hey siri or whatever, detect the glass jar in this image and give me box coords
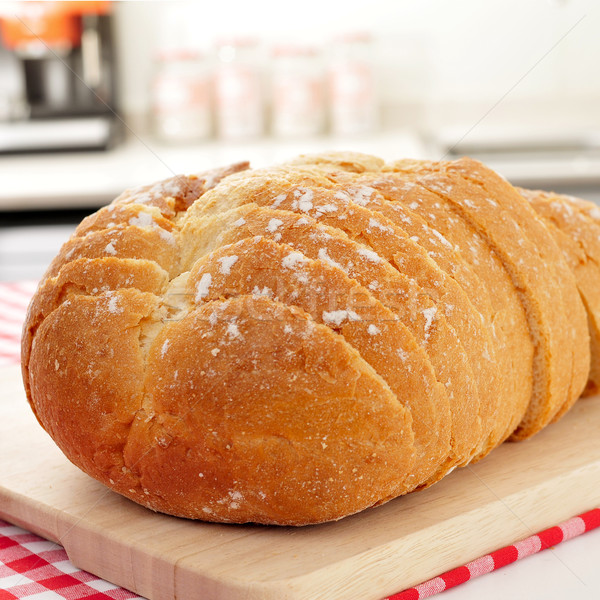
[271,44,325,138]
[328,32,378,136]
[214,37,264,140]
[151,50,212,143]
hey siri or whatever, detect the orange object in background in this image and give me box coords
[0,0,118,152]
[0,1,110,53]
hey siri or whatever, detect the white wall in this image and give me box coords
[113,0,600,131]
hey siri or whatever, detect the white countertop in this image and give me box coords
[441,525,600,599]
[2,130,600,211]
[0,132,426,211]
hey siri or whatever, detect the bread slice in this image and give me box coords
[45,224,180,279]
[187,166,335,219]
[28,287,161,484]
[21,257,169,411]
[388,158,586,440]
[316,174,504,459]
[447,160,589,428]
[524,188,600,396]
[338,171,531,453]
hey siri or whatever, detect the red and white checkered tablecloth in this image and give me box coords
[0,282,38,370]
[1,281,599,600]
[0,520,144,600]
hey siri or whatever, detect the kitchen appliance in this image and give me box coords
[0,1,119,153]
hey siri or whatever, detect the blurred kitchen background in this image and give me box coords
[1,0,599,280]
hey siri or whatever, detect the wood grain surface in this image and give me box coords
[1,365,600,600]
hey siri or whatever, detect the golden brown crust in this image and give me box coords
[75,204,175,238]
[28,289,159,485]
[126,295,415,525]
[45,224,180,279]
[523,188,600,396]
[186,235,450,489]
[304,171,502,460]
[20,257,169,423]
[113,162,250,217]
[180,200,483,477]
[448,162,589,433]
[379,158,584,441]
[21,153,593,525]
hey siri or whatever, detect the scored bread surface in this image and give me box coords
[183,204,484,479]
[182,184,484,478]
[22,152,594,525]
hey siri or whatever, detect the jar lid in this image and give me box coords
[155,48,204,62]
[332,31,373,45]
[272,44,319,58]
[215,36,258,49]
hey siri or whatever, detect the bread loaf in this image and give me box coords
[22,152,596,525]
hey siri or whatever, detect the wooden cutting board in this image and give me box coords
[2,364,600,600]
